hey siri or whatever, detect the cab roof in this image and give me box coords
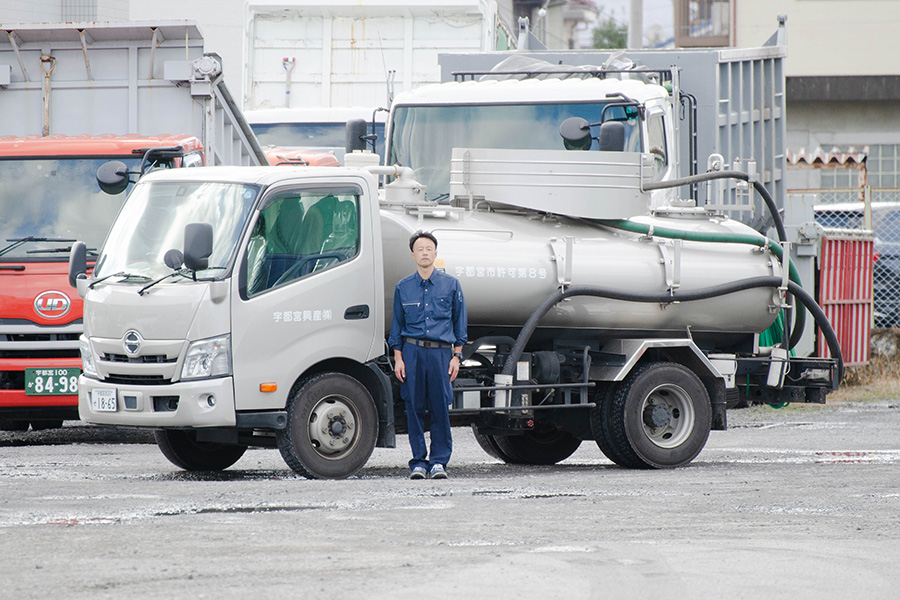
[0,134,203,157]
[136,165,372,188]
[392,76,668,107]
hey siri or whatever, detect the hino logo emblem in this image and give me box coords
[34,290,71,319]
[123,330,143,355]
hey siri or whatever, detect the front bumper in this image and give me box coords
[78,375,236,428]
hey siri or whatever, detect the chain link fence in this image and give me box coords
[806,187,900,328]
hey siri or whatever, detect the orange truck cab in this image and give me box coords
[0,134,204,431]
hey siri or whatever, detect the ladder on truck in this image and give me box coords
[0,20,266,166]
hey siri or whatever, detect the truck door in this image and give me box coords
[230,181,379,411]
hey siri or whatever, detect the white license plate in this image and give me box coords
[90,389,117,412]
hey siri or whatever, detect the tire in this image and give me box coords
[492,422,582,465]
[0,418,30,431]
[154,429,247,471]
[276,372,378,479]
[602,362,711,469]
[471,425,509,462]
[591,386,643,468]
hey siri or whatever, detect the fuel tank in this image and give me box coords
[379,205,780,339]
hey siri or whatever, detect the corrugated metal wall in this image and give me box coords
[817,233,873,366]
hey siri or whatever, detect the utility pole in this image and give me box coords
[628,0,643,49]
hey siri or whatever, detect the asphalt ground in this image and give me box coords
[1,399,898,599]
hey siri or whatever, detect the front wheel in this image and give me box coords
[276,373,378,479]
[595,362,711,469]
[154,430,247,471]
[0,417,30,431]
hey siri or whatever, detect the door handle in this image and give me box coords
[344,304,370,320]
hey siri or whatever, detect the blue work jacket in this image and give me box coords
[388,269,467,351]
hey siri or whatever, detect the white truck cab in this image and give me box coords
[74,166,392,477]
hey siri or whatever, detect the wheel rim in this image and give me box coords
[639,383,695,449]
[307,395,359,460]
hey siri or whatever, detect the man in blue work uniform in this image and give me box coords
[389,231,467,480]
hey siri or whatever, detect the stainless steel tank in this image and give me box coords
[379,205,780,339]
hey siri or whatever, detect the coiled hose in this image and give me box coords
[500,279,843,385]
[642,170,795,349]
[597,218,806,350]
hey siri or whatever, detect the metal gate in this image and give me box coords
[817,232,874,366]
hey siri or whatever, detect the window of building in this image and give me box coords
[820,144,900,202]
[674,0,731,48]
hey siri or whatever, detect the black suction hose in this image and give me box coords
[500,279,843,385]
[642,170,788,243]
[597,218,807,350]
[642,170,793,350]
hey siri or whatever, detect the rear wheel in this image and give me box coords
[471,425,510,462]
[596,362,711,469]
[592,386,641,468]
[276,373,378,479]
[493,423,582,465]
[154,430,247,471]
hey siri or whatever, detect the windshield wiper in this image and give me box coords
[138,269,191,296]
[26,246,97,255]
[88,271,150,289]
[138,265,228,294]
[0,237,76,257]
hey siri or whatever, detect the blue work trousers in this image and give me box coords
[401,341,453,470]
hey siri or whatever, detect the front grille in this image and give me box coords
[0,349,80,360]
[1,332,80,342]
[102,353,174,364]
[0,320,82,359]
[104,374,171,386]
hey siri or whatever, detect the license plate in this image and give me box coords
[24,367,81,396]
[90,389,118,412]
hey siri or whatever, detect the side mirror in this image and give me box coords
[96,161,130,195]
[559,117,592,151]
[345,118,368,154]
[597,121,626,152]
[183,223,213,272]
[68,241,87,288]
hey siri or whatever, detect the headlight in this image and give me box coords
[180,334,232,380]
[80,336,98,377]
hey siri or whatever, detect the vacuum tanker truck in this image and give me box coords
[68,39,841,478]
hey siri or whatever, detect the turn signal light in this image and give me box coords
[260,383,277,393]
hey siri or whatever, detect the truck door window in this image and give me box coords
[246,190,360,296]
[647,112,668,180]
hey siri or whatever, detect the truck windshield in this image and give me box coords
[388,102,642,201]
[252,122,386,162]
[0,157,141,261]
[93,180,259,281]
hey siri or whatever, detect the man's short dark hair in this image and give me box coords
[409,230,438,252]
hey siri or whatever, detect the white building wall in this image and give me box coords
[129,0,245,98]
[736,0,900,77]
[0,0,128,21]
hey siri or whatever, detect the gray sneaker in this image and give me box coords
[409,466,427,480]
[429,464,448,479]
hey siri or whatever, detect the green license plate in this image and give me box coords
[24,367,81,396]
